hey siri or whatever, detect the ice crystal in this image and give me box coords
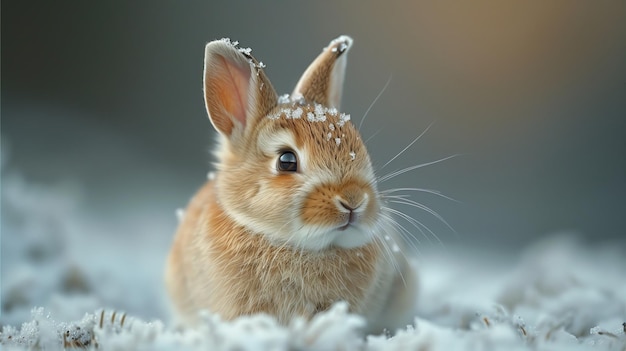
[292,107,303,119]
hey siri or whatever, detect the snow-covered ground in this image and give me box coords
[1,157,625,350]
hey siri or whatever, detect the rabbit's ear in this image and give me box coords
[292,35,353,109]
[203,39,277,138]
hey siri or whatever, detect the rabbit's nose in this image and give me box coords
[335,191,368,213]
[338,198,364,212]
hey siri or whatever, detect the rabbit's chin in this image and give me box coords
[330,226,376,249]
[271,225,375,252]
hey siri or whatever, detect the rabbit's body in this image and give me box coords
[166,36,417,334]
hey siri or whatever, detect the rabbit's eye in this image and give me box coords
[277,151,298,172]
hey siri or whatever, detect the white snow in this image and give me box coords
[326,35,353,54]
[175,208,185,222]
[219,38,238,47]
[349,151,356,160]
[277,94,290,104]
[237,47,252,56]
[292,107,303,119]
[337,113,351,127]
[1,159,625,350]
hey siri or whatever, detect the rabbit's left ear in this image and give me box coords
[203,39,277,139]
[292,35,353,110]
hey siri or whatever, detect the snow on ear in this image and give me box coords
[203,39,277,137]
[292,35,353,109]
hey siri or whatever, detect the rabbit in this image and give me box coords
[165,35,418,335]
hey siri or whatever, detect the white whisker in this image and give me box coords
[370,223,407,287]
[378,154,462,183]
[386,197,457,236]
[380,121,435,170]
[380,210,424,255]
[384,206,444,248]
[363,128,383,145]
[359,75,393,131]
[381,187,461,203]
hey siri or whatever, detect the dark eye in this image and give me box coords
[277,151,298,172]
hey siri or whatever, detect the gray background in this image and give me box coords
[3,1,625,251]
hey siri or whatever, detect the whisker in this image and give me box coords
[379,211,422,248]
[381,187,461,203]
[371,223,407,287]
[378,154,462,183]
[358,74,393,131]
[383,206,444,248]
[386,197,457,236]
[380,210,424,255]
[380,121,435,170]
[363,128,383,145]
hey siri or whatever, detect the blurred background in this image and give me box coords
[2,1,625,323]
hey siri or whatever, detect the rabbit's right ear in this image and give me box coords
[292,35,353,110]
[203,39,277,139]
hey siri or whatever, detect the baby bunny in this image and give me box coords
[165,35,417,334]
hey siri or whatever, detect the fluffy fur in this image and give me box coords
[165,36,417,334]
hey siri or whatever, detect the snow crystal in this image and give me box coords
[257,61,266,68]
[298,104,331,123]
[267,101,342,124]
[290,93,305,105]
[219,38,238,47]
[278,94,290,104]
[268,107,302,120]
[314,104,327,122]
[176,208,185,222]
[326,133,332,141]
[267,111,281,120]
[334,138,341,146]
[590,326,602,335]
[207,171,216,180]
[238,47,252,56]
[326,36,353,55]
[337,113,351,127]
[349,151,356,161]
[292,107,303,119]
[330,42,349,54]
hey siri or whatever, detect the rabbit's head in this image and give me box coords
[205,36,381,251]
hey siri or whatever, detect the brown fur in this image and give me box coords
[166,181,391,324]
